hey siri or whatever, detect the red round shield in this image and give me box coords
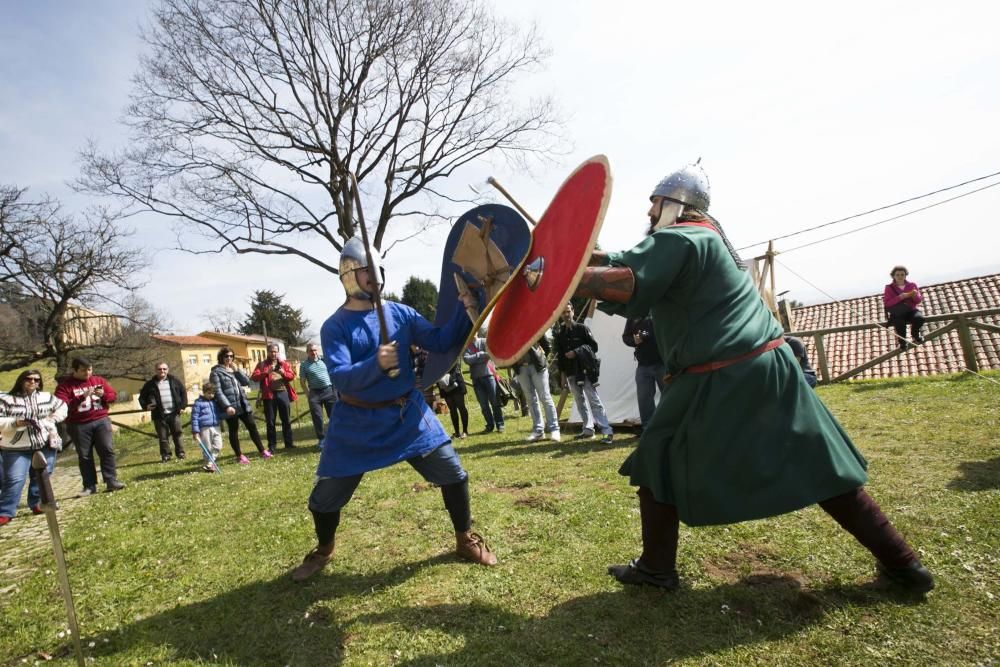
[486,155,612,365]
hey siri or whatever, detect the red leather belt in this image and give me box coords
[664,337,785,382]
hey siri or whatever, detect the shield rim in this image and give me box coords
[486,154,612,366]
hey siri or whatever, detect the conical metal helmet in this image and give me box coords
[339,236,384,300]
[650,160,711,212]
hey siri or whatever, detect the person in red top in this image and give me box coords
[54,358,126,495]
[250,343,298,452]
[883,265,925,350]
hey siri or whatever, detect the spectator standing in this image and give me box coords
[512,335,560,442]
[883,266,925,350]
[251,343,298,452]
[54,358,126,495]
[553,303,613,444]
[300,343,337,447]
[190,382,224,472]
[209,347,269,464]
[0,370,68,526]
[622,315,666,432]
[784,336,818,388]
[437,362,470,439]
[463,336,505,434]
[139,361,189,462]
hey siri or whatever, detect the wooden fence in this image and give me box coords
[787,307,1000,384]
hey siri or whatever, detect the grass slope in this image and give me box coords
[1,373,998,665]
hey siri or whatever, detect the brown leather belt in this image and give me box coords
[664,337,785,383]
[338,393,408,410]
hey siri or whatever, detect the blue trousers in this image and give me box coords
[635,363,667,429]
[471,375,504,430]
[0,448,56,518]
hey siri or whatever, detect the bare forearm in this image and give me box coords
[574,266,635,303]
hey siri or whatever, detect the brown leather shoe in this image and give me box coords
[455,531,497,566]
[291,547,333,582]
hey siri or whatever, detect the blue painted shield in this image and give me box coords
[422,204,531,386]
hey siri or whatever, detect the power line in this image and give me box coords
[737,169,1000,251]
[781,179,1000,253]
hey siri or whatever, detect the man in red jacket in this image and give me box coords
[251,343,298,452]
[54,357,126,495]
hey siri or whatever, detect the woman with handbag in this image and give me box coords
[0,370,68,525]
[883,266,925,350]
[438,363,469,439]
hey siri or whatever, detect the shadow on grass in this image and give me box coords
[459,434,639,460]
[354,576,923,665]
[947,456,1000,491]
[85,554,453,665]
[80,563,922,665]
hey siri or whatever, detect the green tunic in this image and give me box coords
[601,225,867,526]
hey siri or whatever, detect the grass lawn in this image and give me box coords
[1,373,998,665]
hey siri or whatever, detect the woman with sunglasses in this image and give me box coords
[209,347,269,464]
[0,370,68,526]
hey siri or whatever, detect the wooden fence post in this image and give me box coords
[956,316,979,372]
[813,333,830,384]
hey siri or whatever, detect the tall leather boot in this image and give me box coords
[607,486,680,589]
[820,487,934,593]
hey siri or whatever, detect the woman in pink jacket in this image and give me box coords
[883,265,925,350]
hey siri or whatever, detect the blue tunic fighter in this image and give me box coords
[291,238,497,581]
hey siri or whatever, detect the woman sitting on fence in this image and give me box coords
[883,265,925,350]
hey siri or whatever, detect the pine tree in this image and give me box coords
[239,290,310,346]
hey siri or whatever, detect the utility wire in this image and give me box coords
[780,179,1000,254]
[737,169,1000,251]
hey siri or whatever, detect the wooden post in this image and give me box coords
[957,316,979,372]
[767,240,776,297]
[813,333,830,384]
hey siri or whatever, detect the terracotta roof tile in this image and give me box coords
[790,273,1000,380]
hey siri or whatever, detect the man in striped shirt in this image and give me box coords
[300,343,337,447]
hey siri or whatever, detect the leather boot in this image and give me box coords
[609,487,680,589]
[455,531,497,566]
[291,544,334,582]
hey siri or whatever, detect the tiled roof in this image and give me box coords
[197,331,286,344]
[790,273,1000,381]
[151,335,223,347]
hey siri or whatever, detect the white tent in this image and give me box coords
[566,309,655,426]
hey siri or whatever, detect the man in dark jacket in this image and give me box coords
[140,361,189,462]
[623,315,666,431]
[552,303,613,443]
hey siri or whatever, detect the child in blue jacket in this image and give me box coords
[191,383,223,472]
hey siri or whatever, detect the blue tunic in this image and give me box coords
[316,301,471,477]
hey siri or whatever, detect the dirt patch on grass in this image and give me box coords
[700,543,809,586]
[513,493,562,514]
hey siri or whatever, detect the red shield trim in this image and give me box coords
[486,155,612,365]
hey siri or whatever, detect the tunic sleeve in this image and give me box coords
[322,320,383,394]
[602,230,691,317]
[411,302,472,353]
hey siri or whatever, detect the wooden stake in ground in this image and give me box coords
[31,451,85,667]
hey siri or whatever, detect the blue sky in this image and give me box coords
[3,0,1000,338]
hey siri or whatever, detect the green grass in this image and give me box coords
[2,373,999,665]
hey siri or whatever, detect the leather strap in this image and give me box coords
[665,337,785,382]
[338,393,408,410]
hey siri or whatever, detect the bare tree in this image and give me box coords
[79,0,561,273]
[0,186,168,375]
[201,306,244,333]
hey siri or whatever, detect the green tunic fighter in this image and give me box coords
[574,161,934,593]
